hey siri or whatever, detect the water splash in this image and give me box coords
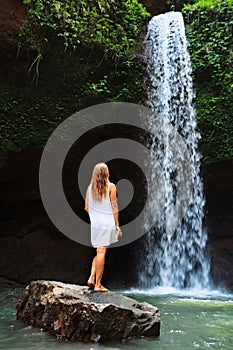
[123,287,233,300]
[139,12,211,289]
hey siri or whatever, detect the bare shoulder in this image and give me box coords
[109,182,116,195]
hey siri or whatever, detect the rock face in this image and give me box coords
[16,280,160,342]
[209,237,233,291]
[0,145,139,290]
[0,0,26,75]
[139,0,187,16]
[1,147,233,292]
[203,159,233,291]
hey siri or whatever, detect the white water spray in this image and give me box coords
[139,12,211,289]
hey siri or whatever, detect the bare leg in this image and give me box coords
[87,256,96,287]
[90,256,96,280]
[94,247,108,292]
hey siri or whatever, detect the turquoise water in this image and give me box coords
[0,287,233,350]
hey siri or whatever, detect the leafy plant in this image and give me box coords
[0,1,149,153]
[20,0,150,60]
[183,0,233,164]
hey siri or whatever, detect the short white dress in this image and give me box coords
[88,182,118,248]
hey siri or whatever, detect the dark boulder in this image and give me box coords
[16,280,160,343]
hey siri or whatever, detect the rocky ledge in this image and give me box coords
[16,280,160,343]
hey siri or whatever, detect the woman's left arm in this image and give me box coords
[109,183,122,236]
[85,188,89,213]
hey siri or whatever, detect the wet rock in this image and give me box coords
[139,1,187,16]
[209,237,233,292]
[0,276,23,290]
[16,280,160,342]
[202,159,233,292]
[203,159,233,243]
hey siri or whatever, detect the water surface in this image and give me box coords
[0,287,232,350]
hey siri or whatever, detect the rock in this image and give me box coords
[16,280,160,342]
[202,159,233,292]
[139,1,187,16]
[0,276,23,290]
[209,237,233,292]
[0,144,141,289]
[0,0,26,76]
[203,159,233,243]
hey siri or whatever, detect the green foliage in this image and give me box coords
[0,45,146,153]
[195,88,233,164]
[20,0,149,59]
[183,0,232,10]
[183,0,233,164]
[0,1,148,153]
[2,0,232,167]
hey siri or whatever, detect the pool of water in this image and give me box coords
[0,287,232,350]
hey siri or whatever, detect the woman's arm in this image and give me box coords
[109,183,122,236]
[85,188,89,213]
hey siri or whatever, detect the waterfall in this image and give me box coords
[139,12,211,289]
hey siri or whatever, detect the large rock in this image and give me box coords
[16,280,160,342]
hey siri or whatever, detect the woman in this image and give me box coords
[85,163,122,292]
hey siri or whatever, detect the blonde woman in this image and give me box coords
[85,163,122,292]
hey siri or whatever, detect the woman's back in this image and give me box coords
[88,182,112,211]
[88,181,116,230]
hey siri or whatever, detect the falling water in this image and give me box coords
[139,12,211,289]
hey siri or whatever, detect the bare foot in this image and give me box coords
[94,285,109,292]
[87,278,95,289]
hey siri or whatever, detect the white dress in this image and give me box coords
[88,182,118,248]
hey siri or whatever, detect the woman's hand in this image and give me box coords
[116,225,122,237]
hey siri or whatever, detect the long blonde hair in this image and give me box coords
[90,163,109,201]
